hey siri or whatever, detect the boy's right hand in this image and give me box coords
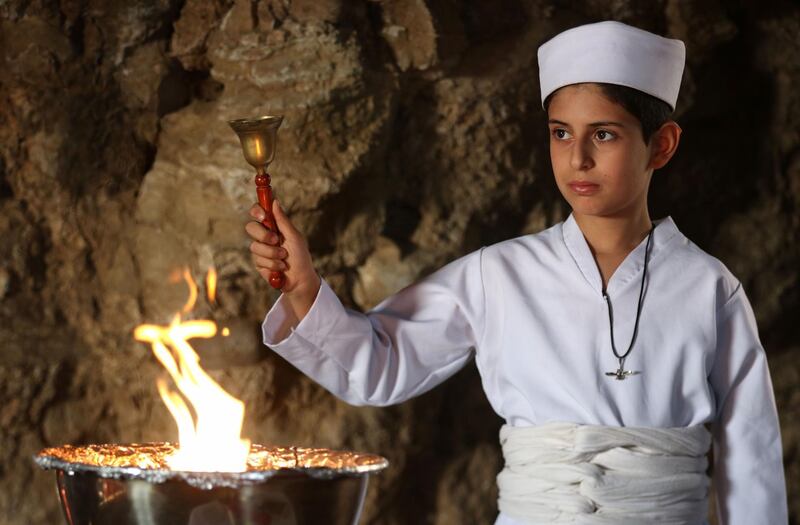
[245,200,321,320]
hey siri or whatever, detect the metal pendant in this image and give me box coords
[605,358,640,380]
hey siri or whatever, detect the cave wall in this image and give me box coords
[1,0,798,523]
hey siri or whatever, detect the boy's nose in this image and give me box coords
[569,141,594,171]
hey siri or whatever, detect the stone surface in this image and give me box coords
[1,1,798,523]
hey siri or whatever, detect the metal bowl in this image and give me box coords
[35,443,388,525]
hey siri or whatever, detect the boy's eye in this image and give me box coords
[550,128,615,141]
[595,129,615,141]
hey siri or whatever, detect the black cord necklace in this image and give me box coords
[603,222,656,380]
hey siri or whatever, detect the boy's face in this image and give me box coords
[547,83,655,219]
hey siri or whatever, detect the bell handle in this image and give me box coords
[255,171,286,290]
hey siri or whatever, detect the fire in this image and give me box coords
[206,267,217,304]
[134,268,250,472]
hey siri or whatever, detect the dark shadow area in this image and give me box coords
[0,157,12,201]
[157,59,223,117]
[382,200,421,257]
[650,16,774,251]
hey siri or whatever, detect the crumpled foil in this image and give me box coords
[34,443,388,490]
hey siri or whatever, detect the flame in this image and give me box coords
[180,268,198,314]
[206,267,217,304]
[134,267,250,472]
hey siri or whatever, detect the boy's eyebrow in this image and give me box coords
[548,119,626,128]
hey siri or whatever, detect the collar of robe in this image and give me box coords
[561,213,681,297]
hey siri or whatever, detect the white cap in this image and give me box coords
[537,21,686,111]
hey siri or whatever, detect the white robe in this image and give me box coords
[262,214,788,525]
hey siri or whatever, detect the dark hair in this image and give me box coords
[544,83,673,144]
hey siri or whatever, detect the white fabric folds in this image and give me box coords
[497,422,711,524]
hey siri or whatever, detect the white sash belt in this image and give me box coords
[497,422,711,524]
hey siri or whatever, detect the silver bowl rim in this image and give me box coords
[227,115,284,133]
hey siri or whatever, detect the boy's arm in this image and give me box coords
[262,248,487,406]
[708,283,788,525]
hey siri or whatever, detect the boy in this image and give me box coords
[245,21,787,524]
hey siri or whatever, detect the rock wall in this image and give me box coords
[1,1,798,523]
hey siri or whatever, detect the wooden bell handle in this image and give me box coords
[255,172,285,289]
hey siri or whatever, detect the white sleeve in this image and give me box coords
[708,283,788,524]
[261,248,487,406]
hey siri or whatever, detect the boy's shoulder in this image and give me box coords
[671,233,733,275]
[481,221,564,258]
[666,229,742,305]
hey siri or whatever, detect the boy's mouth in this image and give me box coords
[567,181,600,195]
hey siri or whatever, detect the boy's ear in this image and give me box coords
[648,121,682,170]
